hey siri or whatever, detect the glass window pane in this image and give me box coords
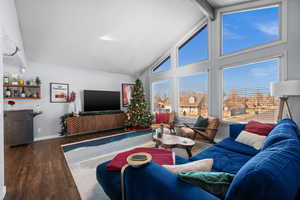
[152,80,172,112]
[179,26,208,66]
[222,6,279,55]
[153,57,171,72]
[179,73,208,118]
[223,59,279,122]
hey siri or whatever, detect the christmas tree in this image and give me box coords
[125,79,153,128]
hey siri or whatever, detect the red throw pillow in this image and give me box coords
[245,120,275,136]
[155,113,169,124]
[106,147,174,171]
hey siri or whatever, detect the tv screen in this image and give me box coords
[84,90,120,111]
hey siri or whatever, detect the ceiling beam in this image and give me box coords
[194,0,215,20]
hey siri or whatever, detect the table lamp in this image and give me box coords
[271,80,300,121]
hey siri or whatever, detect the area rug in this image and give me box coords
[62,130,209,200]
[62,130,155,200]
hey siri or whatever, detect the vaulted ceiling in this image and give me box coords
[15,0,254,75]
[207,0,255,8]
[16,0,206,75]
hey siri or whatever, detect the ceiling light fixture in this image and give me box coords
[99,35,115,41]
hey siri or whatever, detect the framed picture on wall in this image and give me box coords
[122,83,135,107]
[50,83,69,103]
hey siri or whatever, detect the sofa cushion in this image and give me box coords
[263,119,299,149]
[229,123,246,139]
[215,138,259,156]
[163,159,213,173]
[97,155,189,200]
[191,145,253,174]
[178,171,235,199]
[226,120,300,200]
[244,120,275,136]
[155,113,169,124]
[235,130,266,150]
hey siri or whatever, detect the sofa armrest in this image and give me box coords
[124,162,220,200]
[229,123,245,139]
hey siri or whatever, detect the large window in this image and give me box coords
[179,26,208,66]
[152,80,172,112]
[153,57,171,73]
[222,5,280,55]
[179,73,208,118]
[223,59,279,122]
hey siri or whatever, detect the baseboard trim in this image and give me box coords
[34,135,63,142]
[0,186,6,200]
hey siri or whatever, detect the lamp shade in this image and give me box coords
[271,80,300,97]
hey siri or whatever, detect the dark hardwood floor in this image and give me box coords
[4,130,124,200]
[4,130,210,200]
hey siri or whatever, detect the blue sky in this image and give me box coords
[180,73,208,94]
[223,59,278,95]
[153,6,279,98]
[179,26,208,66]
[152,80,171,98]
[223,6,279,54]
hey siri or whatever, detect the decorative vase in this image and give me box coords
[68,102,77,115]
[157,123,164,138]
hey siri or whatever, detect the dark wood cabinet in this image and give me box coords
[4,110,34,146]
[65,113,126,135]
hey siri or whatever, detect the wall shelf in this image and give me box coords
[4,97,40,100]
[3,84,40,88]
[3,84,41,100]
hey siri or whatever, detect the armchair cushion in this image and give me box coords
[194,116,209,128]
[155,113,170,124]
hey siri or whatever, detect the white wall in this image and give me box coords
[4,63,135,140]
[287,0,300,125]
[0,0,26,66]
[0,0,25,198]
[0,31,6,200]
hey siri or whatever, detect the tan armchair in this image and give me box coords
[180,117,220,143]
[151,112,175,134]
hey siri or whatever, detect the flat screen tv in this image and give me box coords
[84,90,120,111]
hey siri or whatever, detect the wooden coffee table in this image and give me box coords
[153,134,195,158]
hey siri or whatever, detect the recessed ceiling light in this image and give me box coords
[99,35,115,41]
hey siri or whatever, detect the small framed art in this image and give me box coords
[50,83,69,103]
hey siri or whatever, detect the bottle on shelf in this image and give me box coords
[5,88,11,97]
[21,87,26,98]
[4,73,9,84]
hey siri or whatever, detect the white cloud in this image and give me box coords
[255,21,279,36]
[223,28,244,40]
[250,66,274,78]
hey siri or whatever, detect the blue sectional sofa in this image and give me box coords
[96,119,300,200]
